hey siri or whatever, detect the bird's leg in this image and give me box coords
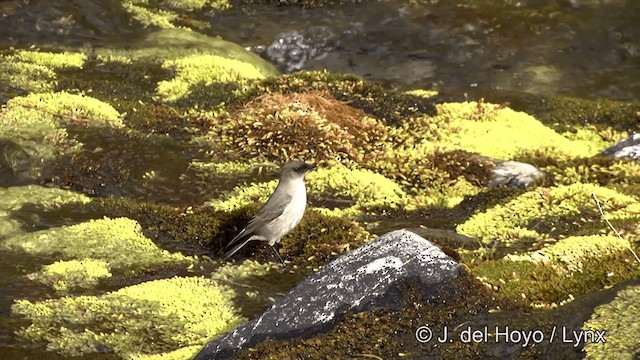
[271,244,286,267]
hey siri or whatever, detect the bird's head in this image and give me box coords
[280,160,316,179]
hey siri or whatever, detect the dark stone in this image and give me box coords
[194,229,460,360]
[601,133,640,160]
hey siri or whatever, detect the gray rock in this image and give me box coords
[194,229,460,359]
[489,160,545,188]
[601,133,640,160]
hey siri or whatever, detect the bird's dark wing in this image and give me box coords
[224,188,291,251]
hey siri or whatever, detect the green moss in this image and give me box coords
[122,0,179,28]
[8,50,86,69]
[509,94,640,133]
[583,285,640,360]
[0,104,79,154]
[12,276,243,357]
[0,185,90,238]
[473,252,640,306]
[373,148,493,208]
[194,70,436,125]
[540,156,640,189]
[130,345,202,360]
[0,61,57,93]
[456,183,639,254]
[0,50,86,93]
[208,180,277,212]
[121,0,230,29]
[401,101,599,160]
[1,217,194,276]
[7,91,124,127]
[28,259,112,293]
[208,163,406,214]
[157,53,269,102]
[282,209,372,268]
[306,164,407,210]
[506,235,631,273]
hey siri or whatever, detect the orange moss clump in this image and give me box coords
[214,92,388,163]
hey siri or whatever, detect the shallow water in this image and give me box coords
[1,0,639,100]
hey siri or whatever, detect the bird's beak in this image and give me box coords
[304,163,317,172]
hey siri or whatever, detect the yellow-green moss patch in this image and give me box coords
[8,50,86,69]
[129,345,202,360]
[0,185,90,239]
[121,0,230,29]
[157,53,269,102]
[1,102,81,170]
[7,91,124,127]
[401,101,599,160]
[457,183,639,254]
[12,276,242,357]
[506,235,631,272]
[208,163,406,214]
[0,50,86,93]
[27,259,112,293]
[1,217,193,275]
[583,285,640,360]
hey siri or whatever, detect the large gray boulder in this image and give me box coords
[194,229,460,359]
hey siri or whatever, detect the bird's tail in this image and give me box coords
[223,236,256,261]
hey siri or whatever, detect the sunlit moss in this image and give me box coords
[121,0,230,29]
[0,61,57,93]
[0,185,90,238]
[583,285,640,360]
[122,0,179,28]
[129,345,202,360]
[373,147,491,208]
[1,217,194,275]
[0,50,86,93]
[8,50,86,69]
[402,101,598,159]
[306,165,406,209]
[7,91,124,127]
[457,183,639,253]
[190,160,257,175]
[12,277,243,357]
[0,106,80,170]
[157,53,271,102]
[506,235,631,272]
[208,163,406,213]
[28,259,112,293]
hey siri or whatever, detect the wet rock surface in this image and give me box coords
[195,229,460,359]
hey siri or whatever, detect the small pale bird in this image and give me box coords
[223,160,316,265]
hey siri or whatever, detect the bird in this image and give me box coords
[223,160,316,265]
